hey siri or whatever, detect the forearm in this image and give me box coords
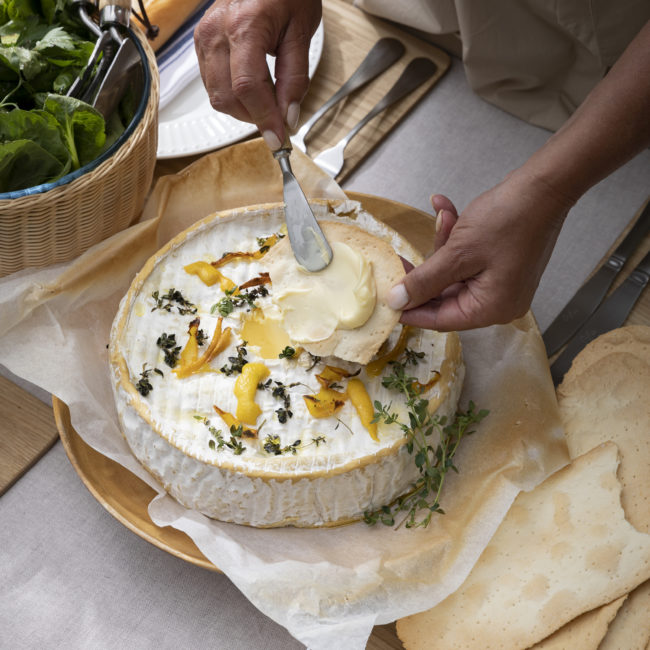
[518,20,650,204]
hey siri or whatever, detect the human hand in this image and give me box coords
[388,172,573,331]
[194,0,322,150]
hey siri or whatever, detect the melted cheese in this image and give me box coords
[271,241,376,343]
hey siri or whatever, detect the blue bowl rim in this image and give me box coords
[0,27,152,201]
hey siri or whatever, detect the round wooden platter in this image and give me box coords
[54,191,437,571]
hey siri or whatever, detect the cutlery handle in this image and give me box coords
[612,198,650,263]
[340,57,437,149]
[299,37,405,135]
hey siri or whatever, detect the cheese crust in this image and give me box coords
[109,200,465,527]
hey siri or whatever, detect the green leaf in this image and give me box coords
[34,24,74,52]
[0,106,69,164]
[0,138,65,191]
[7,0,39,22]
[0,44,46,79]
[42,93,105,168]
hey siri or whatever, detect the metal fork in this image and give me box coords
[313,58,438,178]
[291,37,405,153]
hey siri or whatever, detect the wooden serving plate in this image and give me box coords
[54,191,437,572]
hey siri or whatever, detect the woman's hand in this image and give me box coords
[388,172,572,331]
[194,0,322,150]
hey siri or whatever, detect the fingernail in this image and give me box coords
[262,130,282,151]
[286,102,300,131]
[387,283,410,310]
[435,209,444,233]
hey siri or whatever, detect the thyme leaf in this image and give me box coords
[156,332,182,368]
[220,342,248,376]
[279,346,296,359]
[135,364,163,396]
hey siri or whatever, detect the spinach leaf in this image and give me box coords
[0,106,70,165]
[41,92,105,168]
[0,139,66,192]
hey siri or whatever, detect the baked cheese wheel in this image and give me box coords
[109,200,465,527]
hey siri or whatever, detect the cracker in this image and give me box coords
[265,220,404,364]
[556,326,650,649]
[396,443,650,649]
[557,325,650,533]
[531,596,626,650]
[599,580,650,650]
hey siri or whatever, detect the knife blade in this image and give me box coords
[542,199,650,356]
[549,248,650,386]
[273,139,333,272]
[92,32,144,120]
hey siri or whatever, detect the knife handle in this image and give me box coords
[627,250,650,285]
[612,198,650,262]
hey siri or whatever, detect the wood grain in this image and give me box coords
[0,373,58,496]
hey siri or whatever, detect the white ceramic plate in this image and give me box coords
[157,22,325,159]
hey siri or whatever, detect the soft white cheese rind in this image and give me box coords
[109,200,465,527]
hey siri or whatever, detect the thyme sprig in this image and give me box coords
[151,289,197,315]
[135,364,163,396]
[195,416,247,455]
[404,347,425,366]
[258,378,301,423]
[212,285,269,317]
[262,434,326,456]
[220,342,248,376]
[364,362,488,529]
[156,332,181,368]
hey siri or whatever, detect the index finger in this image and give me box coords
[230,38,285,148]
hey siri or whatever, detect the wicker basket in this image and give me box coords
[0,27,160,278]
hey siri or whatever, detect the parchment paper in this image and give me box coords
[0,139,569,649]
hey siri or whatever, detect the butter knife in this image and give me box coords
[550,249,650,386]
[273,137,333,272]
[543,199,650,356]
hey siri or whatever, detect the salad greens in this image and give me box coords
[0,0,135,192]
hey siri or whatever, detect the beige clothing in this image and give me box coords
[355,0,649,131]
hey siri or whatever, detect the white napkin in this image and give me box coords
[156,1,211,111]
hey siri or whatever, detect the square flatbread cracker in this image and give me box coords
[265,220,405,364]
[396,442,650,649]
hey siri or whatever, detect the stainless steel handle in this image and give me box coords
[300,37,405,137]
[340,57,437,149]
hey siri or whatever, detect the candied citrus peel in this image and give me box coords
[184,261,237,293]
[365,325,414,377]
[303,366,378,441]
[412,372,441,395]
[212,234,281,268]
[234,362,270,424]
[303,388,346,419]
[346,378,378,441]
[173,317,231,379]
[213,405,258,438]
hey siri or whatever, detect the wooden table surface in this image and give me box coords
[1,1,649,647]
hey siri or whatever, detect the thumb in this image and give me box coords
[387,245,471,311]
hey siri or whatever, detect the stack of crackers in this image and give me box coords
[397,326,650,649]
